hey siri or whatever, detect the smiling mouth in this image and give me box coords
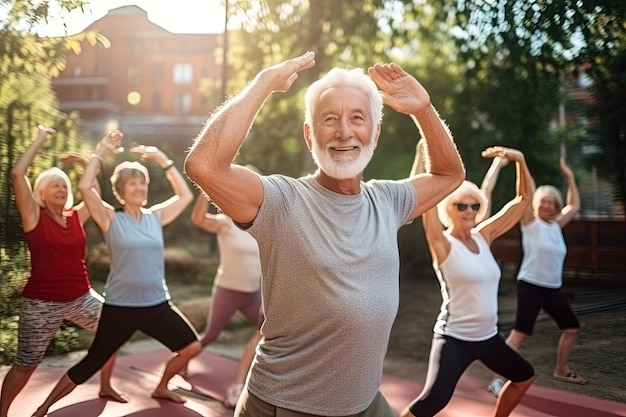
[331,146,358,151]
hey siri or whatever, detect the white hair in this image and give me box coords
[32,167,73,210]
[533,185,563,213]
[304,67,383,126]
[437,180,488,228]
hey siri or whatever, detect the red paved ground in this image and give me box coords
[5,349,625,416]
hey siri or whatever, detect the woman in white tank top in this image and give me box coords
[401,144,535,417]
[498,158,588,386]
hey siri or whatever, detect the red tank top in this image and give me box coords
[22,209,91,301]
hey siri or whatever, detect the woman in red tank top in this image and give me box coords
[0,126,127,417]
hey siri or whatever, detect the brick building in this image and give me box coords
[52,5,223,147]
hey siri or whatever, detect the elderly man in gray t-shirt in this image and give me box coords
[185,51,465,417]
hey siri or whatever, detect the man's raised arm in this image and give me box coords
[185,52,315,224]
[369,63,464,219]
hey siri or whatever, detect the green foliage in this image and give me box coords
[45,324,82,356]
[0,315,19,364]
[389,0,625,211]
[0,0,112,365]
[584,48,626,219]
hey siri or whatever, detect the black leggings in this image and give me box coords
[68,302,198,384]
[409,334,534,417]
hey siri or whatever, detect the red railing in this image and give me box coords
[491,219,626,273]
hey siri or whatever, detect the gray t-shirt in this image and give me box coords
[246,174,416,415]
[103,208,170,307]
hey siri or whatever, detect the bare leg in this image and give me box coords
[152,341,202,403]
[493,376,535,417]
[224,330,263,408]
[505,329,527,352]
[234,330,262,385]
[487,330,529,397]
[31,373,77,417]
[553,329,588,383]
[98,351,129,403]
[0,364,37,417]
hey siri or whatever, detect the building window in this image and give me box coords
[72,65,82,77]
[152,64,163,85]
[128,64,142,85]
[152,93,162,111]
[173,63,193,84]
[174,92,191,113]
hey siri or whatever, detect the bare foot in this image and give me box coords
[151,389,187,403]
[99,387,130,403]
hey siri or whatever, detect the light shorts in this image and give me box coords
[15,289,104,366]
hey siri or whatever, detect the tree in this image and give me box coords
[584,49,626,219]
[390,0,626,212]
[0,0,110,363]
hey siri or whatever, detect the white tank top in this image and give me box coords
[213,213,262,293]
[517,218,567,289]
[434,231,501,341]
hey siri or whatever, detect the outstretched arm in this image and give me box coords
[411,140,449,266]
[476,147,533,244]
[479,156,509,220]
[10,126,56,232]
[556,158,580,228]
[131,145,193,226]
[185,52,316,225]
[190,193,230,234]
[58,152,100,225]
[369,63,465,220]
[78,131,123,233]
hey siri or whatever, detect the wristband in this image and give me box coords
[91,153,104,162]
[162,161,175,171]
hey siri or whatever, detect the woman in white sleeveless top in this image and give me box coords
[401,144,535,417]
[506,158,587,384]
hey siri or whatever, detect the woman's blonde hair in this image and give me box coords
[437,180,488,228]
[110,161,150,204]
[32,167,73,210]
[532,185,563,213]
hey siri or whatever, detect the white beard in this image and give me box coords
[311,139,375,180]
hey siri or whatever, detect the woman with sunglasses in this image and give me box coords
[401,144,535,417]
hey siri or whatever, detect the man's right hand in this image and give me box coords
[257,51,316,93]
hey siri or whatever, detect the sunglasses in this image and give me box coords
[453,203,481,212]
